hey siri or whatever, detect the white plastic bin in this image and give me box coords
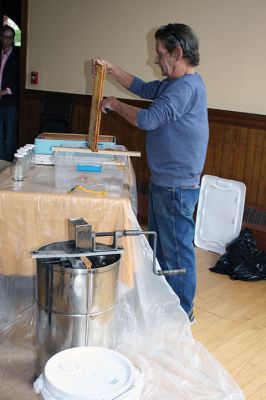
[54,151,127,196]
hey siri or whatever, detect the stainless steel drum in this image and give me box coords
[35,240,121,377]
[33,216,180,377]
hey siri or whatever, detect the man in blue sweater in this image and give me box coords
[93,23,209,323]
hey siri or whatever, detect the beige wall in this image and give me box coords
[27,0,266,115]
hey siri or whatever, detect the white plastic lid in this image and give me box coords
[195,175,246,254]
[14,153,24,158]
[43,346,137,400]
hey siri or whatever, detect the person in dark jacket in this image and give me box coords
[0,25,20,161]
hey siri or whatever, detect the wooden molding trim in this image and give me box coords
[208,108,266,130]
[21,89,266,131]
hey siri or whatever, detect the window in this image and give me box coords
[3,15,21,46]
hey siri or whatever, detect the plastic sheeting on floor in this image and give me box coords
[0,162,244,399]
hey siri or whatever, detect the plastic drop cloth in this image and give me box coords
[0,161,244,399]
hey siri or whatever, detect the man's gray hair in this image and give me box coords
[155,23,200,66]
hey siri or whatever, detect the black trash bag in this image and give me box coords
[210,229,266,281]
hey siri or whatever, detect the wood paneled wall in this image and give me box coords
[206,110,266,207]
[19,89,266,225]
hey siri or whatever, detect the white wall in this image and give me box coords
[27,0,266,115]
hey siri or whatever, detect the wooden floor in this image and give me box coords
[193,248,266,400]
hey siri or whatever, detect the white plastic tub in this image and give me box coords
[54,151,126,195]
[34,346,142,400]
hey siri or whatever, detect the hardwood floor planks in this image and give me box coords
[193,248,266,399]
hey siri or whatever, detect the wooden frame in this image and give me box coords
[87,64,106,151]
[51,146,141,157]
[38,132,115,142]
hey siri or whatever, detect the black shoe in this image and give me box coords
[189,311,196,325]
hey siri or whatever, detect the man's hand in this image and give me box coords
[100,96,139,127]
[0,89,8,97]
[100,96,118,113]
[92,58,113,77]
[91,58,134,89]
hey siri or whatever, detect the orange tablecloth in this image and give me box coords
[0,164,136,277]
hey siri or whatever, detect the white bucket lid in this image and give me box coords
[43,346,137,400]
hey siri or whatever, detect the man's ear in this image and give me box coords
[173,46,183,61]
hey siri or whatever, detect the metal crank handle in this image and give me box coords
[121,229,142,236]
[157,268,186,276]
[120,230,186,276]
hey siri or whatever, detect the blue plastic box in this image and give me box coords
[34,134,116,155]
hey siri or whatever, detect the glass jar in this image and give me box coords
[24,144,35,169]
[17,148,30,176]
[11,153,25,181]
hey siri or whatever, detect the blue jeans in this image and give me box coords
[0,106,18,161]
[148,182,200,316]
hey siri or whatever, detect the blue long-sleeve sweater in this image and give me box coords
[129,74,209,187]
